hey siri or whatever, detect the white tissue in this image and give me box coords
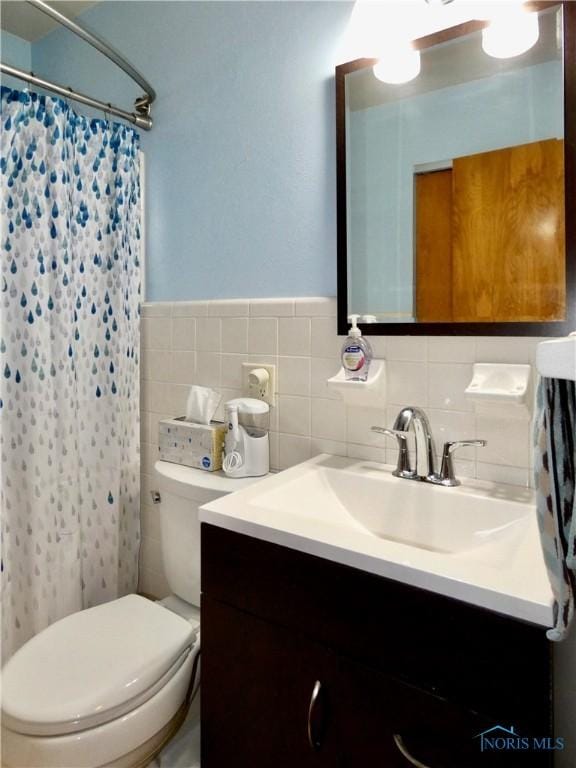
[185,386,221,425]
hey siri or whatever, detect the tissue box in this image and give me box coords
[158,417,227,472]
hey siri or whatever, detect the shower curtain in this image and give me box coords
[0,87,142,663]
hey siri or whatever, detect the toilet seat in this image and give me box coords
[2,594,197,737]
[1,647,198,768]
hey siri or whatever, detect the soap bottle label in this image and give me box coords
[343,344,365,372]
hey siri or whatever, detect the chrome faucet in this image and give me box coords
[392,406,436,480]
[371,406,486,487]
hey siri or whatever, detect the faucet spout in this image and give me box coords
[372,405,486,487]
[392,406,436,480]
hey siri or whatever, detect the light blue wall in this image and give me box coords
[1,30,32,90]
[348,60,564,317]
[32,1,353,301]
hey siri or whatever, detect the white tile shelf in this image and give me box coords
[465,363,532,419]
[326,360,386,407]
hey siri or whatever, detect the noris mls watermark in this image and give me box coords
[475,725,565,753]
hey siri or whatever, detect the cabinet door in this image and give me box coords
[335,657,552,768]
[202,596,341,768]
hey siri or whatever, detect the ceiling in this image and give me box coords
[1,1,98,42]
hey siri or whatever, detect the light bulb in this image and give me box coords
[481,7,539,59]
[373,44,421,85]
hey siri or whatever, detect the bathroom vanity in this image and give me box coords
[199,456,555,768]
[201,526,551,767]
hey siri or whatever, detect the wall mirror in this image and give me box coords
[336,2,575,336]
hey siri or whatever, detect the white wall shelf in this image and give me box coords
[465,363,532,418]
[326,360,386,407]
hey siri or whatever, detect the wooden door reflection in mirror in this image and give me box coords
[415,139,565,323]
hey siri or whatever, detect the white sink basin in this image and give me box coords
[199,454,553,626]
[252,461,531,555]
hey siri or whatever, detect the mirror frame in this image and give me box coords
[336,1,576,336]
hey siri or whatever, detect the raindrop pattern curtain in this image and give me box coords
[0,87,141,663]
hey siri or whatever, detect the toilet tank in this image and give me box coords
[153,461,260,606]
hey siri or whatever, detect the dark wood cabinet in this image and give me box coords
[202,596,340,768]
[201,524,553,768]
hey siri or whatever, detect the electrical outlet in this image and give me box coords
[241,363,276,406]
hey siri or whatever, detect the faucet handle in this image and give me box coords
[370,427,410,440]
[370,427,414,478]
[444,439,487,453]
[437,439,487,486]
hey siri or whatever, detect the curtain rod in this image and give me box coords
[0,63,152,130]
[1,0,155,130]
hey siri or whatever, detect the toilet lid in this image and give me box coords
[2,594,196,736]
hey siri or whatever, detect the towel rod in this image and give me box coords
[0,0,155,130]
[536,335,576,381]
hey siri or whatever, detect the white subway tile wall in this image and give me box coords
[138,297,543,596]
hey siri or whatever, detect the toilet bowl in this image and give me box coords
[2,595,200,768]
[1,461,262,768]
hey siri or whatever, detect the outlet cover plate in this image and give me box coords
[242,363,276,406]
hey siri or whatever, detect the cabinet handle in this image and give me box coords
[307,680,323,750]
[393,734,433,768]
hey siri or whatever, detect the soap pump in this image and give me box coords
[341,314,373,382]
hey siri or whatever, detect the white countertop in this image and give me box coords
[199,454,554,627]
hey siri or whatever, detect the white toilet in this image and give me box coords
[1,461,260,768]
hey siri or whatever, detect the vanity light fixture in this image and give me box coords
[373,42,421,84]
[343,1,422,84]
[352,0,540,84]
[481,5,540,59]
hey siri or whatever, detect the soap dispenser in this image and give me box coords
[341,315,373,381]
